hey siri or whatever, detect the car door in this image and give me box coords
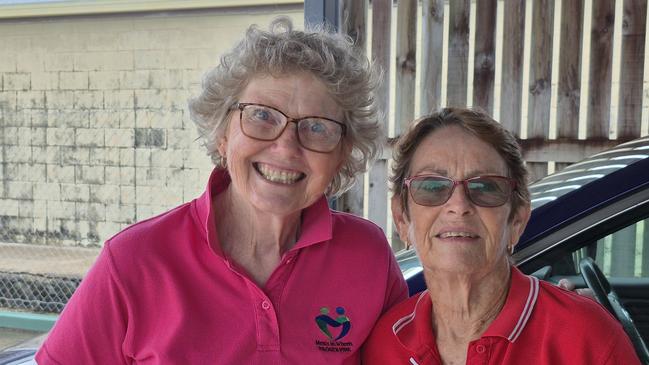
[519,212,649,343]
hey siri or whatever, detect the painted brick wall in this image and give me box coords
[0,7,303,247]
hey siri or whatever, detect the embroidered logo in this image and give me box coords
[315,306,351,340]
[314,306,353,353]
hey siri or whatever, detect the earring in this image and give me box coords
[218,154,227,168]
[507,244,514,255]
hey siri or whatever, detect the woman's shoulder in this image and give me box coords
[330,210,387,239]
[328,211,397,262]
[536,278,622,329]
[104,200,196,253]
[522,277,642,363]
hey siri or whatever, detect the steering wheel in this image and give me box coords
[579,257,649,364]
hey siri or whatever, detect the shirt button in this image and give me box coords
[261,301,271,310]
[476,345,486,354]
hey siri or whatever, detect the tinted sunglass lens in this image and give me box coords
[467,178,510,207]
[410,178,453,206]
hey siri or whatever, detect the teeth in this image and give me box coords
[257,163,303,184]
[439,231,477,238]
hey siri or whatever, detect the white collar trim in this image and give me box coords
[507,275,539,342]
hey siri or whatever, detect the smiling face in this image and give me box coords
[217,73,347,216]
[392,126,530,276]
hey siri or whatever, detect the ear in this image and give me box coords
[217,135,228,159]
[509,203,531,248]
[391,195,411,244]
[336,142,353,170]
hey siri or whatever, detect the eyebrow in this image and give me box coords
[412,167,504,177]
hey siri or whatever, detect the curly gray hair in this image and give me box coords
[188,16,382,196]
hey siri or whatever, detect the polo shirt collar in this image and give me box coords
[392,290,438,359]
[393,267,540,356]
[483,266,540,342]
[194,168,333,256]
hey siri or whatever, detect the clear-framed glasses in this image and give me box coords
[403,175,517,207]
[232,102,346,153]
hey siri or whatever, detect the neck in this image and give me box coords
[213,187,302,286]
[425,263,511,342]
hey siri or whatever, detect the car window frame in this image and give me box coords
[515,187,649,276]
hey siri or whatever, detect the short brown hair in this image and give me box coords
[390,108,530,219]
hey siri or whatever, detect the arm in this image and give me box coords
[36,243,131,365]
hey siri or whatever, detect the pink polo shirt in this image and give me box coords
[36,169,408,365]
[362,267,641,365]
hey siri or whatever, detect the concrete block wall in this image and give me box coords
[0,7,303,247]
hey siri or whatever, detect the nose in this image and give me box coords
[444,183,474,216]
[273,121,302,151]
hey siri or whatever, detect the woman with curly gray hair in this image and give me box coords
[37,16,407,365]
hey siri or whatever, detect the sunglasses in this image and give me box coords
[403,175,516,207]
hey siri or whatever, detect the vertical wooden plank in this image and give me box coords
[395,0,417,134]
[587,0,615,139]
[618,0,647,139]
[368,161,389,231]
[447,0,470,107]
[368,0,392,232]
[557,0,584,139]
[304,0,339,28]
[501,0,526,134]
[340,0,368,51]
[336,0,368,216]
[528,0,554,139]
[555,162,572,173]
[527,161,549,183]
[420,0,445,114]
[472,0,497,114]
[372,0,392,113]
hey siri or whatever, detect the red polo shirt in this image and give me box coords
[37,169,408,365]
[362,267,641,365]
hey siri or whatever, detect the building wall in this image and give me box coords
[0,6,303,247]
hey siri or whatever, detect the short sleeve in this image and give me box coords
[383,249,408,313]
[35,242,131,365]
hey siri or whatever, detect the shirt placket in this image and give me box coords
[248,252,297,353]
[467,338,490,365]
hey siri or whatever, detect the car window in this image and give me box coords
[592,218,649,278]
[558,218,649,278]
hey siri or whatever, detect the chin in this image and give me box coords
[250,193,304,215]
[425,254,485,274]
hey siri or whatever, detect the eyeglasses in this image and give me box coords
[403,175,516,207]
[232,102,346,153]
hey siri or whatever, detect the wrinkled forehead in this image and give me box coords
[408,126,509,178]
[239,73,343,121]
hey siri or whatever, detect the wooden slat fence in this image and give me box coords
[333,0,648,244]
